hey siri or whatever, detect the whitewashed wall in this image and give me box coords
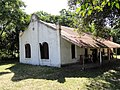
[20,14,61,67]
[60,38,85,65]
[38,22,61,67]
[19,15,39,65]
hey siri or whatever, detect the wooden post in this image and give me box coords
[82,55,85,70]
[116,48,117,59]
[99,49,102,65]
[108,49,110,61]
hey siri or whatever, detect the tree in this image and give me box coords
[35,11,55,23]
[0,0,30,59]
[68,0,120,38]
[59,9,76,27]
[35,9,76,28]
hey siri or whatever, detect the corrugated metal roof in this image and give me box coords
[60,26,120,48]
[38,19,120,48]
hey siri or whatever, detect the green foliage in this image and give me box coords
[35,9,76,28]
[69,0,120,17]
[0,0,30,59]
[68,0,120,38]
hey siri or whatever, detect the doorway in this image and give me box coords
[92,49,98,63]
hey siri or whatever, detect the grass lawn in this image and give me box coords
[0,60,120,90]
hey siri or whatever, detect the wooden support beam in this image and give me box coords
[82,55,85,70]
[116,48,117,59]
[108,49,110,61]
[99,49,102,65]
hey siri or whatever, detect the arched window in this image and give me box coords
[39,43,44,59]
[39,42,49,59]
[25,44,31,58]
[43,42,49,59]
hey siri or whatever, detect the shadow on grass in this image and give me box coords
[0,72,11,76]
[6,60,120,89]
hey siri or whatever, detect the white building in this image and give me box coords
[19,14,120,67]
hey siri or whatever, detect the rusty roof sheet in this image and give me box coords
[61,26,120,48]
[39,20,120,48]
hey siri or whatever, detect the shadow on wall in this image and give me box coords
[6,60,120,89]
